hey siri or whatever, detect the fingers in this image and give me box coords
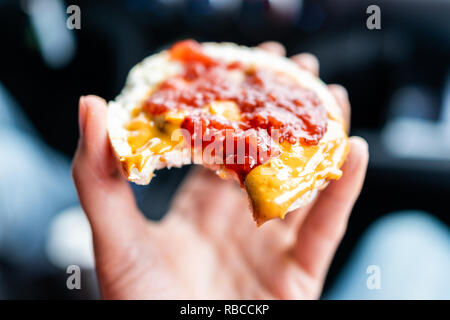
[328,84,351,132]
[258,41,286,56]
[289,52,351,130]
[291,53,319,77]
[72,95,145,246]
[291,137,369,281]
[259,42,350,130]
[258,42,320,77]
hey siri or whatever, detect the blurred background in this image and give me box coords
[0,0,449,299]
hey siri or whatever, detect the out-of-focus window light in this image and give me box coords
[22,0,76,69]
[125,0,184,11]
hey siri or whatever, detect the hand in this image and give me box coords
[72,42,368,299]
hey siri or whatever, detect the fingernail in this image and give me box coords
[79,96,87,138]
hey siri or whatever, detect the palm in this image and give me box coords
[72,44,368,299]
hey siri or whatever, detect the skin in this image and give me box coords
[72,42,369,299]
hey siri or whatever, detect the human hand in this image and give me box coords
[72,42,368,299]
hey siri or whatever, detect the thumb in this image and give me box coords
[72,95,145,247]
